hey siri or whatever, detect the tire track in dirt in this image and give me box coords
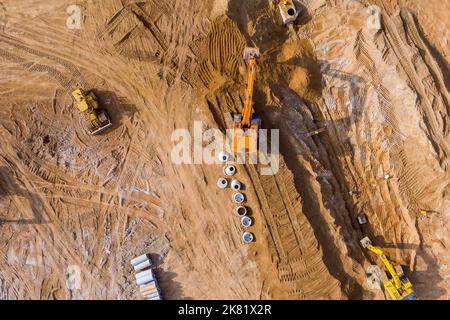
[191,15,349,298]
[0,127,111,287]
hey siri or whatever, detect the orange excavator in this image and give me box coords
[231,47,261,154]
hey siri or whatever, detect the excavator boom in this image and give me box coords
[231,47,261,154]
[242,57,257,127]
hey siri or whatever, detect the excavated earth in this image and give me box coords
[0,0,449,299]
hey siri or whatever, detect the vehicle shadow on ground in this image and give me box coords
[155,269,193,300]
[0,166,49,225]
[90,90,139,135]
[361,220,445,298]
[149,253,193,300]
[227,0,367,298]
[409,219,446,299]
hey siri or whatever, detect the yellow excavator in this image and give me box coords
[72,88,113,135]
[231,47,262,154]
[360,237,417,300]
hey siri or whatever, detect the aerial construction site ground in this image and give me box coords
[0,0,449,300]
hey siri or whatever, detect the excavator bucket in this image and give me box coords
[360,237,373,248]
[243,47,260,61]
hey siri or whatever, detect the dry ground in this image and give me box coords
[0,0,448,299]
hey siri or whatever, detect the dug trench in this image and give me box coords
[192,7,368,298]
[227,1,368,299]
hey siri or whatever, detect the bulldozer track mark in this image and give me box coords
[0,19,129,89]
[102,6,128,37]
[0,40,86,91]
[0,34,88,86]
[381,12,450,164]
[1,135,110,290]
[113,24,143,54]
[129,3,168,52]
[247,163,331,287]
[194,16,246,89]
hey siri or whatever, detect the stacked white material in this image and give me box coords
[131,255,162,300]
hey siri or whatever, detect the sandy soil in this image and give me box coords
[0,0,448,299]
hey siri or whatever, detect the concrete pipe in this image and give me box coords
[224,165,237,176]
[243,232,255,244]
[133,259,152,271]
[146,293,161,300]
[278,0,298,26]
[136,274,155,286]
[235,206,248,217]
[241,216,253,228]
[130,254,149,267]
[139,282,156,292]
[135,269,154,280]
[147,292,161,300]
[141,286,158,296]
[233,192,245,204]
[230,179,241,191]
[217,178,228,189]
[218,151,230,163]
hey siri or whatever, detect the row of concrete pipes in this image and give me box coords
[131,254,162,300]
[217,152,255,244]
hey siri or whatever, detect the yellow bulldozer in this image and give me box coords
[360,237,417,300]
[72,88,112,135]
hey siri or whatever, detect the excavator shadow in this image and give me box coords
[361,224,445,299]
[88,90,138,135]
[227,0,367,298]
[148,253,193,300]
[0,166,49,225]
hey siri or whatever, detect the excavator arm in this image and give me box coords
[366,245,403,290]
[241,57,257,128]
[231,47,261,154]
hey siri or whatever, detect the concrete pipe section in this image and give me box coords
[230,179,241,191]
[233,192,245,204]
[225,165,237,176]
[278,0,299,26]
[218,151,230,163]
[131,254,150,267]
[217,178,228,189]
[241,216,253,228]
[134,259,152,271]
[243,232,255,244]
[235,205,248,217]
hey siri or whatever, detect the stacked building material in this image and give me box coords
[131,254,162,300]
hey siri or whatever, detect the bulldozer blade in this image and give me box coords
[243,47,260,61]
[90,110,113,135]
[360,236,373,248]
[90,122,113,135]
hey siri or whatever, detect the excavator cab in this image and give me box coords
[72,88,113,135]
[231,47,261,154]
